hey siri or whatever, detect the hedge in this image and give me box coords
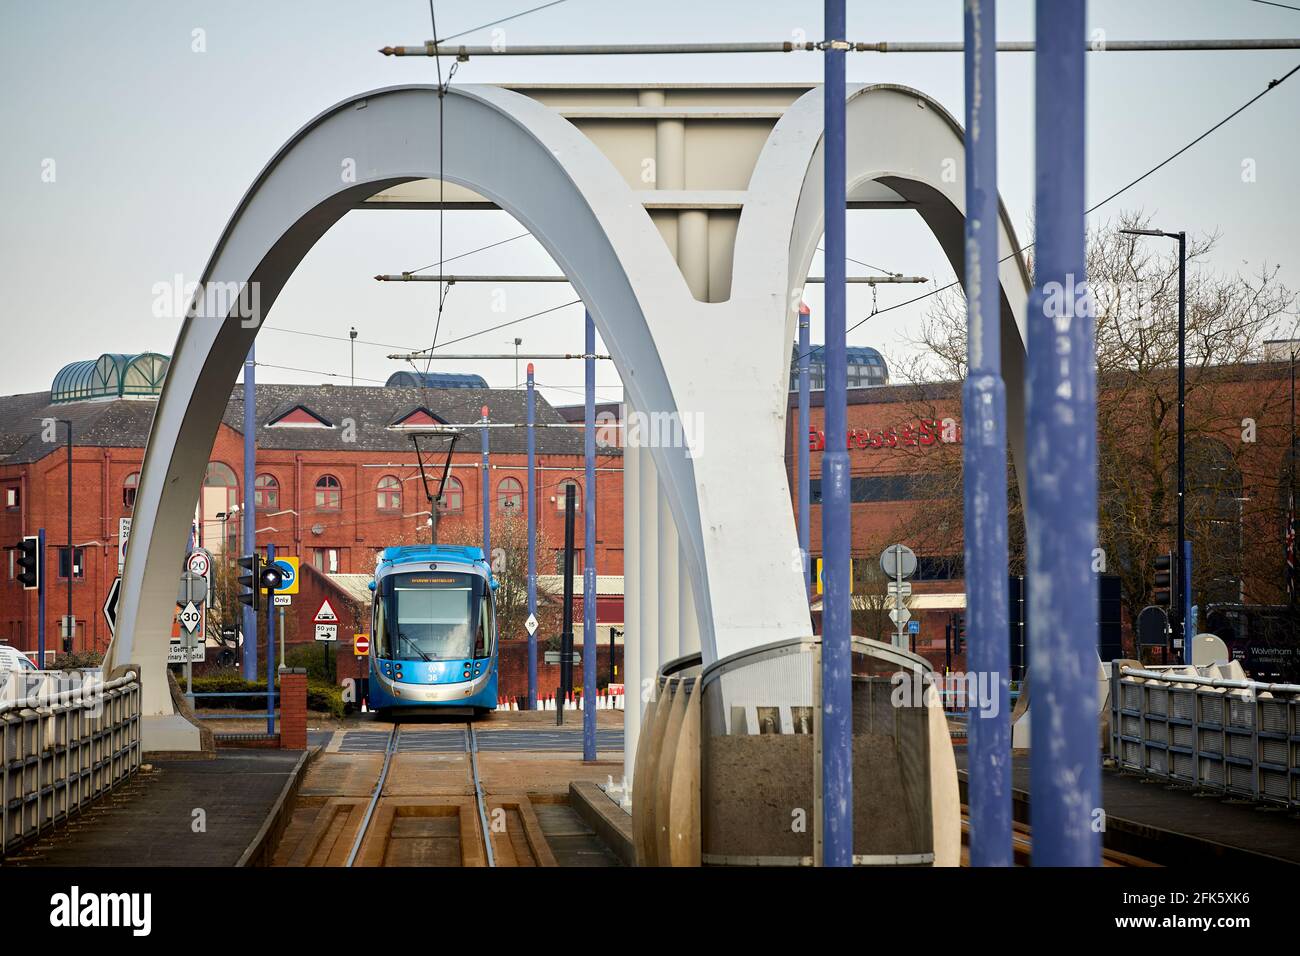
[185,670,345,718]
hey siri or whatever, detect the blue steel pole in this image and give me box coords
[526,365,538,710]
[1028,0,1100,867]
[37,527,46,669]
[582,311,598,761]
[962,0,1012,868]
[798,303,812,591]
[820,0,852,868]
[1182,539,1193,662]
[265,541,276,735]
[242,345,257,681]
[481,406,491,557]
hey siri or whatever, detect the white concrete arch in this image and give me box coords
[743,82,1033,478]
[108,84,718,746]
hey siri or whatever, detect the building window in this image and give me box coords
[254,473,279,510]
[314,474,341,510]
[7,550,14,580]
[5,487,19,510]
[498,477,523,514]
[203,461,239,510]
[376,475,402,512]
[57,547,86,580]
[312,547,340,573]
[555,479,581,512]
[438,476,464,514]
[122,473,139,510]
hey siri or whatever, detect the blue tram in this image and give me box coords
[367,545,499,717]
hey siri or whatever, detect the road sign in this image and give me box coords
[178,571,208,606]
[814,557,855,595]
[1137,605,1169,647]
[314,623,339,643]
[274,593,292,606]
[186,549,212,579]
[273,557,300,595]
[179,601,202,634]
[103,577,121,636]
[118,517,132,572]
[887,581,913,598]
[314,599,338,624]
[525,613,539,636]
[889,607,912,626]
[354,634,370,656]
[880,544,917,579]
[908,619,920,635]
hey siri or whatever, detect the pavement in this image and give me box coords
[956,751,1300,865]
[8,750,306,867]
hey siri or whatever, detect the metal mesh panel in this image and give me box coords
[1144,746,1168,776]
[1198,729,1223,755]
[1121,683,1142,711]
[1121,740,1142,768]
[1144,719,1167,744]
[1259,701,1288,734]
[1261,770,1289,801]
[1227,763,1254,795]
[1227,698,1254,730]
[1171,751,1194,781]
[1198,693,1224,726]
[1199,756,1225,787]
[1260,738,1288,766]
[1170,691,1194,721]
[1121,714,1141,737]
[1147,687,1168,716]
[1227,733,1253,759]
[1171,724,1194,749]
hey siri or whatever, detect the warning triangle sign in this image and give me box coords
[314,599,339,624]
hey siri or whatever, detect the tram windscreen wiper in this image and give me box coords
[397,632,433,662]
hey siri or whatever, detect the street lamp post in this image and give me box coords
[57,419,73,655]
[1122,227,1189,660]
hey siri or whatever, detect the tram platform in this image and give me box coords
[955,752,1300,865]
[7,748,313,867]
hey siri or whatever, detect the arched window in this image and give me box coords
[497,477,524,514]
[377,475,402,512]
[438,476,464,514]
[315,474,341,510]
[123,472,140,510]
[254,473,279,510]
[555,478,581,512]
[203,461,238,510]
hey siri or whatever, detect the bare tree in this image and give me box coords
[890,212,1297,631]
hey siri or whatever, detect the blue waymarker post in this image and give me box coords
[526,364,538,710]
[798,303,812,591]
[37,527,47,669]
[481,407,490,558]
[1182,540,1194,663]
[962,0,1012,868]
[265,541,276,735]
[820,0,853,868]
[583,311,598,761]
[242,344,258,681]
[1028,0,1101,867]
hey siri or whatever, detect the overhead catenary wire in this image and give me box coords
[794,59,1300,365]
[380,38,1300,57]
[439,0,571,43]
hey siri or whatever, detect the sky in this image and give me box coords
[2,0,1298,409]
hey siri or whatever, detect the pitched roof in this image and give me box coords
[0,383,598,465]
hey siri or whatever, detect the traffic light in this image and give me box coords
[1153,551,1174,608]
[952,612,966,654]
[16,536,39,590]
[259,562,284,592]
[237,553,262,612]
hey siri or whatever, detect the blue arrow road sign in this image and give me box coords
[908,619,920,635]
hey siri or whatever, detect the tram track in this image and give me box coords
[286,721,506,868]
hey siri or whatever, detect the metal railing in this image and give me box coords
[1110,664,1300,807]
[1,668,142,856]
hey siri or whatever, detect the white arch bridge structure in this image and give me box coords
[105,82,1031,793]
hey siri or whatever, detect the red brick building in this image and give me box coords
[0,354,624,659]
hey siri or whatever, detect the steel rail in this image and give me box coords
[467,723,496,867]
[345,724,401,867]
